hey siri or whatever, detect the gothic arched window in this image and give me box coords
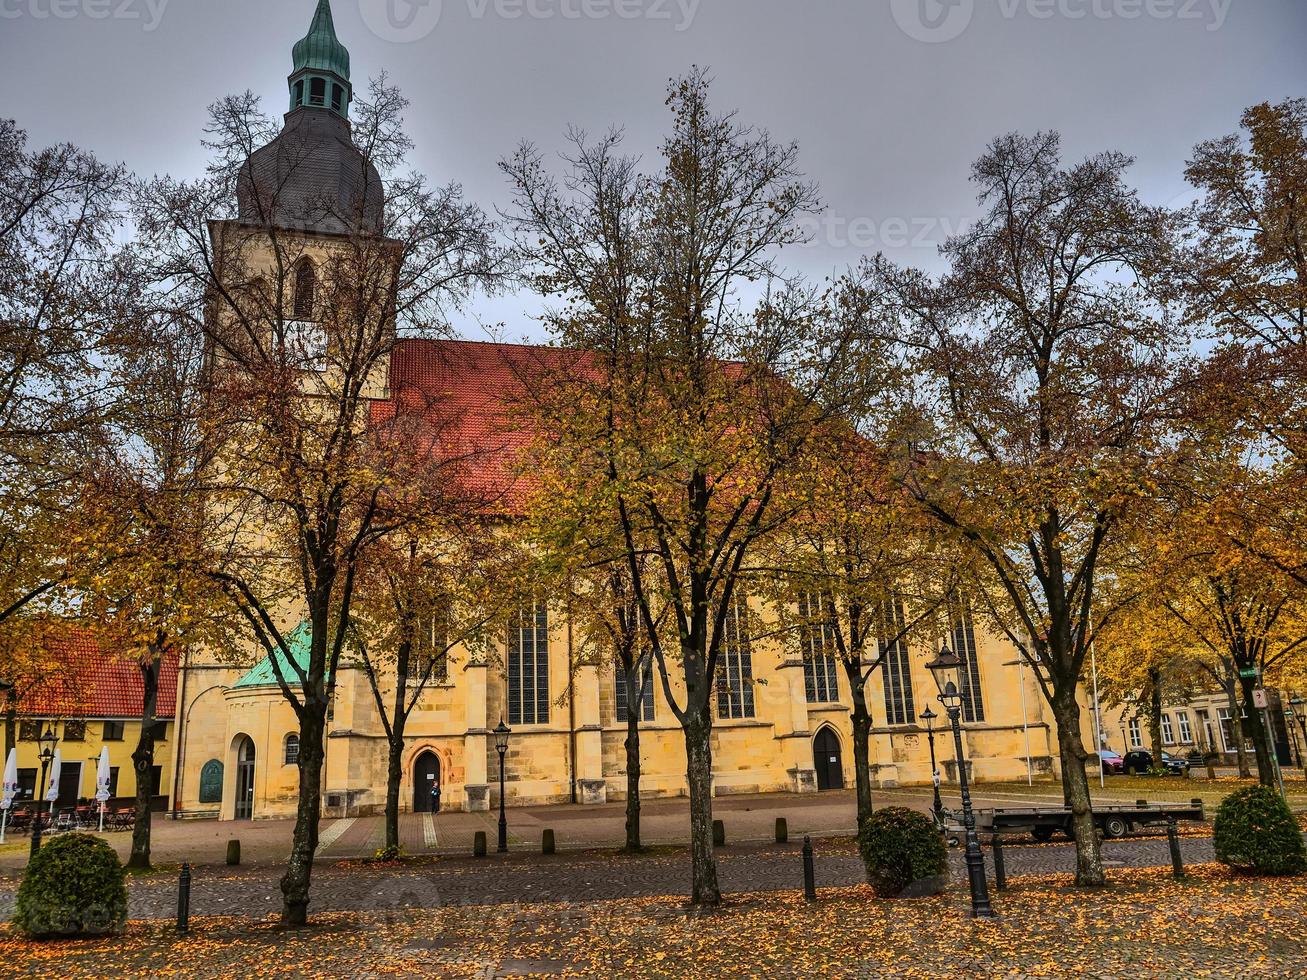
[293,260,316,320]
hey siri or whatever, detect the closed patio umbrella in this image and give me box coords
[0,748,17,843]
[44,748,61,820]
[95,746,111,832]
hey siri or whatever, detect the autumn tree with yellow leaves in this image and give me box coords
[503,71,870,905]
[863,132,1183,887]
[351,514,529,858]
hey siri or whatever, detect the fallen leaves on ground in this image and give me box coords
[0,864,1302,978]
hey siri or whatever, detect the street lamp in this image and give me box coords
[925,645,995,919]
[30,723,57,858]
[493,718,511,853]
[920,705,943,820]
[1290,697,1307,777]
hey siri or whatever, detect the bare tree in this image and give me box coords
[131,78,502,925]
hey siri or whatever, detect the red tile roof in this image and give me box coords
[18,625,179,720]
[370,338,583,513]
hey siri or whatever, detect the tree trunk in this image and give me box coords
[1225,681,1251,777]
[280,707,325,926]
[683,707,720,905]
[384,734,403,854]
[1237,672,1276,788]
[849,696,874,828]
[1053,689,1105,887]
[126,657,160,871]
[1147,667,1165,773]
[624,697,642,852]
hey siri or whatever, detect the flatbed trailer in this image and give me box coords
[940,799,1205,842]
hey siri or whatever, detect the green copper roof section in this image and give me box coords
[233,623,327,689]
[292,0,350,81]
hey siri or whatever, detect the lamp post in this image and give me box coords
[920,705,943,820]
[1290,697,1307,777]
[493,718,511,853]
[925,645,995,919]
[30,724,57,858]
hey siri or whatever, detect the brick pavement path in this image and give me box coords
[0,833,1219,922]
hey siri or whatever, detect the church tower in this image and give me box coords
[234,0,384,237]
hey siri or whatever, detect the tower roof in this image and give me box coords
[292,0,350,81]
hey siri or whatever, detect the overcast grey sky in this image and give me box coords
[2,0,1303,339]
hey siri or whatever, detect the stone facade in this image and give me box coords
[174,594,1083,820]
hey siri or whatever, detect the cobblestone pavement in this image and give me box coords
[0,776,1258,872]
[0,832,1220,922]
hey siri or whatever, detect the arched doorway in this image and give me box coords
[235,736,256,820]
[412,751,441,812]
[813,727,844,791]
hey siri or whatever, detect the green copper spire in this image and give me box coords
[293,0,350,79]
[288,0,353,118]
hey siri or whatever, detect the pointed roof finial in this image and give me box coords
[292,0,350,82]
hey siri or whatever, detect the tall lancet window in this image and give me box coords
[293,260,316,320]
[879,599,916,726]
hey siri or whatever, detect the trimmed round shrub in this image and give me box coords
[13,833,128,938]
[858,806,949,897]
[1213,785,1307,877]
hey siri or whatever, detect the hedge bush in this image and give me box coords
[858,806,949,897]
[13,833,128,938]
[1213,785,1307,877]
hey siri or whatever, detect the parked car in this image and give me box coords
[1098,749,1125,775]
[1123,750,1189,775]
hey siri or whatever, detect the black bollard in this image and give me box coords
[1166,817,1184,879]
[712,819,725,848]
[473,830,487,858]
[177,862,192,934]
[542,829,555,855]
[990,834,1007,891]
[225,839,241,867]
[802,835,816,901]
[775,817,788,844]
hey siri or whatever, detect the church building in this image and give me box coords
[172,0,1085,821]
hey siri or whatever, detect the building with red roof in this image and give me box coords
[9,624,177,811]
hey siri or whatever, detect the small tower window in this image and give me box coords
[294,80,304,108]
[309,77,326,107]
[332,84,344,114]
[293,260,316,320]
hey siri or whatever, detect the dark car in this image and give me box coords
[1098,749,1125,775]
[1123,750,1189,775]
